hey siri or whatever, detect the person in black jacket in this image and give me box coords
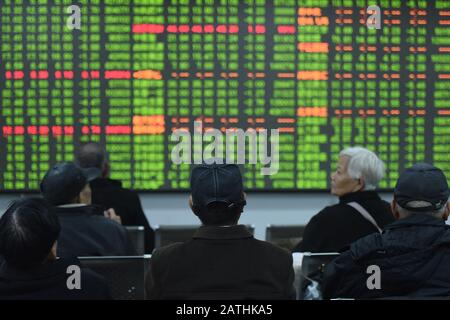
[0,198,111,299]
[293,147,394,253]
[40,162,134,257]
[146,162,295,300]
[75,142,155,253]
[322,163,450,299]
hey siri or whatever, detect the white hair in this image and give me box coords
[397,200,447,218]
[339,146,385,190]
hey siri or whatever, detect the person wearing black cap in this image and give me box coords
[0,198,111,299]
[40,162,134,257]
[145,162,296,300]
[322,163,450,299]
[74,142,155,253]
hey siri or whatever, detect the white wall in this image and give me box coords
[0,192,394,240]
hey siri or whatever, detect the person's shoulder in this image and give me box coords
[150,243,185,268]
[309,203,346,223]
[88,212,126,232]
[251,238,293,260]
[348,231,384,260]
[152,242,185,258]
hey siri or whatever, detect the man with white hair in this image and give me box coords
[322,163,450,299]
[293,146,394,252]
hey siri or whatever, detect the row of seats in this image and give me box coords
[127,224,306,254]
[79,252,337,300]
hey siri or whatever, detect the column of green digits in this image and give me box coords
[217,0,239,169]
[165,1,190,189]
[270,0,295,118]
[79,0,101,144]
[192,2,211,119]
[404,3,427,168]
[353,17,376,158]
[432,0,450,181]
[330,24,350,157]
[28,2,51,189]
[381,1,403,187]
[1,2,23,189]
[51,2,74,165]
[296,0,328,189]
[132,0,165,189]
[103,0,132,187]
[242,0,264,188]
[25,3,38,187]
[270,0,296,189]
[0,4,10,189]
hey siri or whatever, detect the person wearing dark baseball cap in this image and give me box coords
[392,162,449,218]
[322,163,450,299]
[40,162,134,257]
[146,162,296,299]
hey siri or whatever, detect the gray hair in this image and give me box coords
[74,142,108,169]
[397,200,447,218]
[340,147,385,190]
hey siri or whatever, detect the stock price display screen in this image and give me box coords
[0,0,449,191]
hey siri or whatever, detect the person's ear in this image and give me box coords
[357,177,365,191]
[352,177,364,192]
[189,195,198,216]
[391,200,400,220]
[443,202,450,221]
[103,162,110,178]
[47,241,57,261]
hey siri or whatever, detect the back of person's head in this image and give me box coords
[40,162,99,206]
[339,146,385,190]
[190,161,246,226]
[75,142,108,174]
[0,198,60,269]
[393,163,450,219]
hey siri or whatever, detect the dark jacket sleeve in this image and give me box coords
[321,250,360,299]
[293,212,324,253]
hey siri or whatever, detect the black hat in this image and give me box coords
[40,162,101,205]
[190,162,244,210]
[394,163,449,212]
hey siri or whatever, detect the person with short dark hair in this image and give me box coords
[75,142,155,253]
[0,198,111,299]
[322,163,450,299]
[40,162,134,257]
[146,162,295,299]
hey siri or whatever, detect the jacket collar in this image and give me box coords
[385,213,447,230]
[339,190,381,204]
[54,204,104,216]
[90,177,122,188]
[193,225,253,240]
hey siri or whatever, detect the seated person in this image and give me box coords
[322,163,450,299]
[293,147,394,253]
[0,198,111,299]
[40,162,134,256]
[75,142,155,253]
[146,162,295,300]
